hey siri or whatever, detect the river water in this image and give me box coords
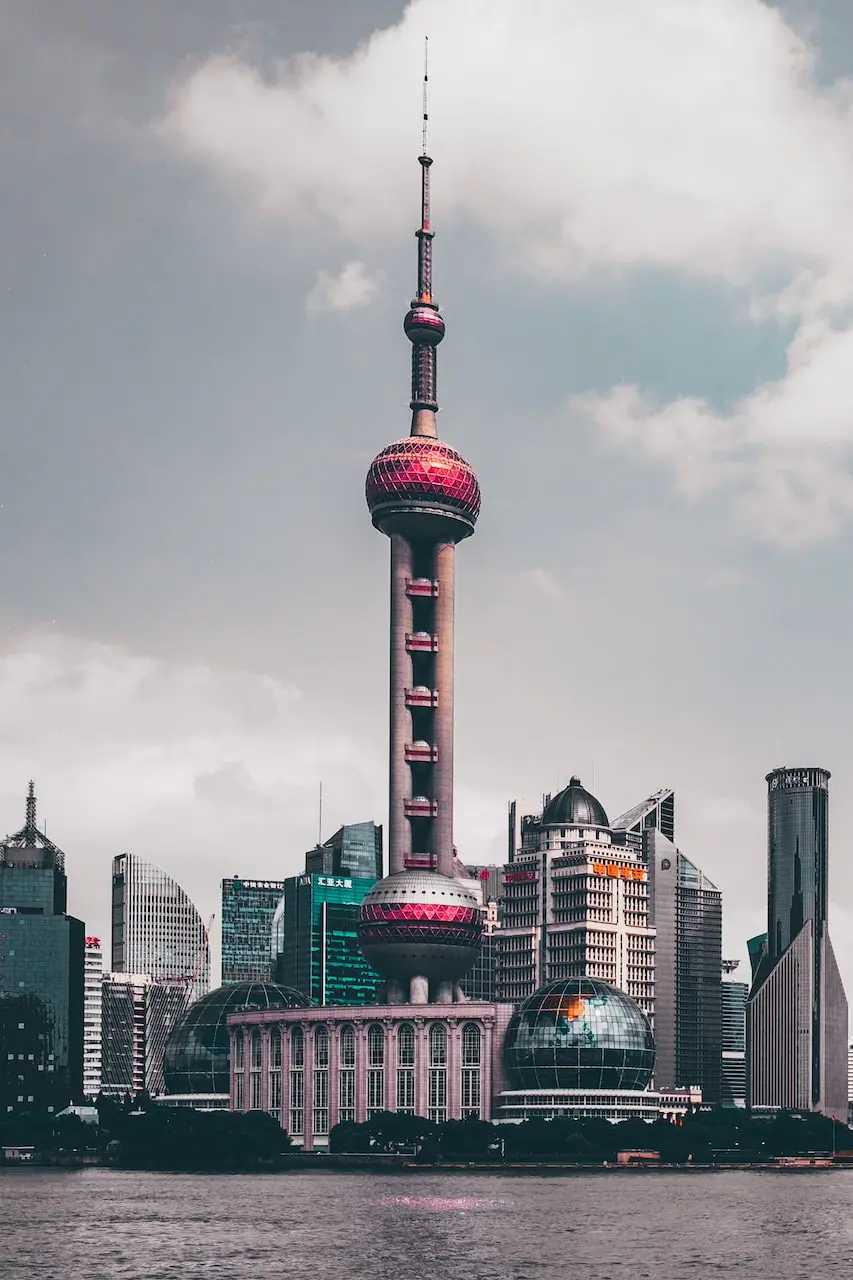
[2,1167,852,1278]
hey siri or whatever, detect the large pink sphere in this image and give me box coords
[365,437,481,536]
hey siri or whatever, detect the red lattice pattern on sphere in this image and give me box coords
[365,438,481,522]
[360,902,480,925]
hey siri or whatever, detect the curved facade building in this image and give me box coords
[748,768,848,1116]
[111,852,210,1001]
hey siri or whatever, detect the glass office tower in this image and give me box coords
[0,784,84,1116]
[646,827,722,1100]
[721,963,748,1107]
[271,873,381,1005]
[220,878,286,984]
[748,768,848,1115]
[304,822,383,881]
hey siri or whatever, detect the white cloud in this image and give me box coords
[0,632,503,971]
[575,317,853,545]
[158,0,853,545]
[161,0,853,297]
[306,260,381,313]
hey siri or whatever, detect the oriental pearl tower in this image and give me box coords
[357,66,483,1005]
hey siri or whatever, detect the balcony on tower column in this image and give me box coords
[404,796,439,818]
[406,631,439,653]
[406,686,439,709]
[406,853,437,870]
[405,741,439,764]
[406,578,439,598]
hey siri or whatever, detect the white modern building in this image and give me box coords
[499,779,655,1016]
[83,936,103,1098]
[111,853,210,1001]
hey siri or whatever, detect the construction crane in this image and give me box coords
[190,913,215,992]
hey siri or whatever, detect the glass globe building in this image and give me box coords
[503,977,655,1092]
[163,981,311,1096]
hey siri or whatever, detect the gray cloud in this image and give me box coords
[3,0,853,992]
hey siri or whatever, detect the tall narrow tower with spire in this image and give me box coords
[357,57,483,1004]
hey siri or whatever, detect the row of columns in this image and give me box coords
[230,1017,490,1148]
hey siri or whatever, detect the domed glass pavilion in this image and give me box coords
[163,981,311,1099]
[497,978,658,1123]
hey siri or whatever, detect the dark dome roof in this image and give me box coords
[540,777,609,828]
[163,981,311,1096]
[503,978,654,1092]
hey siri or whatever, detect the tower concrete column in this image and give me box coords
[433,541,455,878]
[389,535,414,874]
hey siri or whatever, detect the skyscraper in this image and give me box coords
[304,821,383,881]
[721,960,747,1108]
[111,852,210,1001]
[747,767,848,1116]
[220,878,286,985]
[356,96,484,1005]
[83,936,103,1098]
[272,871,381,1005]
[101,971,192,1098]
[499,779,655,1014]
[645,826,722,1100]
[0,784,84,1116]
[611,788,675,857]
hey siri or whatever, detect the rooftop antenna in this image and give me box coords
[422,36,429,157]
[318,781,323,847]
[25,780,36,846]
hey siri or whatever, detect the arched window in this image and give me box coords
[340,1025,356,1068]
[462,1023,481,1067]
[428,1022,447,1124]
[461,1023,481,1120]
[249,1030,262,1109]
[338,1025,356,1123]
[289,1026,304,1136]
[268,1028,282,1117]
[233,1030,245,1111]
[397,1024,415,1067]
[368,1024,385,1067]
[429,1023,447,1067]
[366,1025,385,1117]
[291,1025,305,1068]
[313,1026,329,1135]
[396,1023,415,1113]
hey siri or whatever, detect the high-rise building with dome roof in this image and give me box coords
[499,778,655,1015]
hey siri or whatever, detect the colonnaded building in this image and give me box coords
[228,107,661,1146]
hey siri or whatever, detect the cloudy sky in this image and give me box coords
[3,0,853,986]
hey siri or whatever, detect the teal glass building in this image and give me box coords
[0,785,84,1116]
[221,878,286,984]
[272,873,381,1005]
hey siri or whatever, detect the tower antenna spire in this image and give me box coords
[422,36,429,158]
[405,37,444,436]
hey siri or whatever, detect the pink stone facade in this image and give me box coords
[228,1002,513,1150]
